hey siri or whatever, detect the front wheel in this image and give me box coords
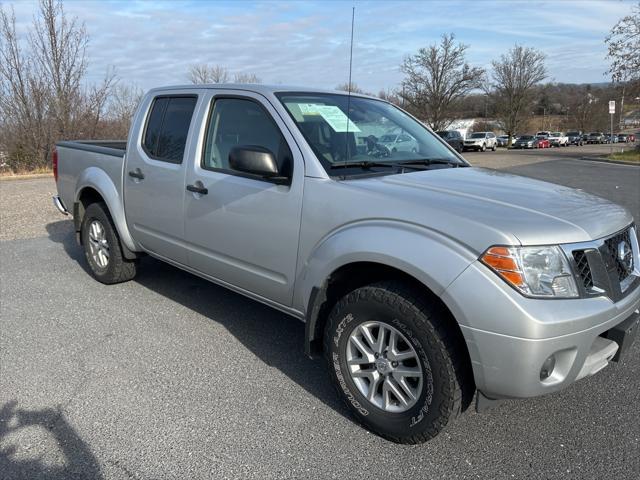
[81,202,137,284]
[324,281,470,444]
[491,143,497,151]
[481,143,486,152]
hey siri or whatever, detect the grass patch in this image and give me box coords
[0,166,53,177]
[606,149,640,164]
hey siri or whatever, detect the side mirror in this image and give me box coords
[229,146,288,184]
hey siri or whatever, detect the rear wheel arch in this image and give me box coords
[75,187,104,235]
[74,186,138,260]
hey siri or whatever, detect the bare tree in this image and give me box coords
[30,0,91,139]
[188,64,230,84]
[233,72,261,84]
[488,45,547,143]
[399,33,484,131]
[104,82,143,138]
[568,89,597,132]
[0,5,51,170]
[605,3,640,129]
[605,3,639,85]
[0,0,116,172]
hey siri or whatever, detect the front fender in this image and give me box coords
[75,167,138,252]
[294,220,477,313]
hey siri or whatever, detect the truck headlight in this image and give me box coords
[481,246,579,298]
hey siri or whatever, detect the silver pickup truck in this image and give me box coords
[53,84,640,444]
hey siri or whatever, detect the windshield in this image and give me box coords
[567,132,579,136]
[470,133,485,138]
[276,93,465,175]
[521,135,534,140]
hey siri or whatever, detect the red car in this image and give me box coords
[628,133,636,142]
[534,136,550,148]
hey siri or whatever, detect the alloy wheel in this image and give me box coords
[346,321,423,413]
[88,220,109,268]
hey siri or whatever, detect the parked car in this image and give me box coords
[512,135,537,149]
[604,134,618,144]
[534,136,551,148]
[52,84,640,444]
[496,135,511,147]
[436,130,464,152]
[628,133,636,142]
[566,131,584,146]
[587,132,605,144]
[581,133,590,143]
[548,132,569,147]
[617,134,629,143]
[378,133,419,153]
[463,132,497,151]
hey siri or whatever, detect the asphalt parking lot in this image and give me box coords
[1,144,639,479]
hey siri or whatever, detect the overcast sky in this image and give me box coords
[7,0,637,93]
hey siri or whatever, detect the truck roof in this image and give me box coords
[146,83,378,100]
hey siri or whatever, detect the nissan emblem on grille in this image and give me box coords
[617,240,633,273]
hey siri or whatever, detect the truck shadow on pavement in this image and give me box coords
[0,401,102,480]
[46,220,353,424]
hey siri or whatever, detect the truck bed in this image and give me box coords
[55,140,128,218]
[57,140,127,156]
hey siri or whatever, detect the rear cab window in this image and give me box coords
[142,96,198,163]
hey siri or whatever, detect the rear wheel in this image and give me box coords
[481,143,486,152]
[325,281,470,444]
[81,202,137,284]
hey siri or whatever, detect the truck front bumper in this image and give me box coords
[442,261,640,399]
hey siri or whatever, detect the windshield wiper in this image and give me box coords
[398,158,465,168]
[329,161,428,170]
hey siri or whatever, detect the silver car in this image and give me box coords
[378,133,419,153]
[464,132,498,151]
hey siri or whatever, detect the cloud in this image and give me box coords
[5,0,637,93]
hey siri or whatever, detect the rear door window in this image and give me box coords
[143,96,197,163]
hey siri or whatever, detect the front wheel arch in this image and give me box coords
[305,262,474,396]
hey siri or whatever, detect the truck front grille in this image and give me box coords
[567,225,637,300]
[572,250,593,290]
[603,228,634,282]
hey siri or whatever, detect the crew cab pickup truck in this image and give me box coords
[53,84,640,444]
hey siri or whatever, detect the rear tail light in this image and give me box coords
[52,147,58,182]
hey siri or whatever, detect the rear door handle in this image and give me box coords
[128,169,144,180]
[186,184,208,195]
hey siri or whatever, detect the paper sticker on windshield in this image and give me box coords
[298,104,360,133]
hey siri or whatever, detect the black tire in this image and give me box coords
[324,281,470,444]
[481,143,486,152]
[81,202,137,284]
[491,143,496,151]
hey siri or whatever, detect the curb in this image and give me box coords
[578,156,640,166]
[0,173,53,181]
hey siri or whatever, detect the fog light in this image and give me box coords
[540,355,556,380]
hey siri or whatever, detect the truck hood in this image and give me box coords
[349,167,632,250]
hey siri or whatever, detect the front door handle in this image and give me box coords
[186,183,208,195]
[128,169,144,180]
